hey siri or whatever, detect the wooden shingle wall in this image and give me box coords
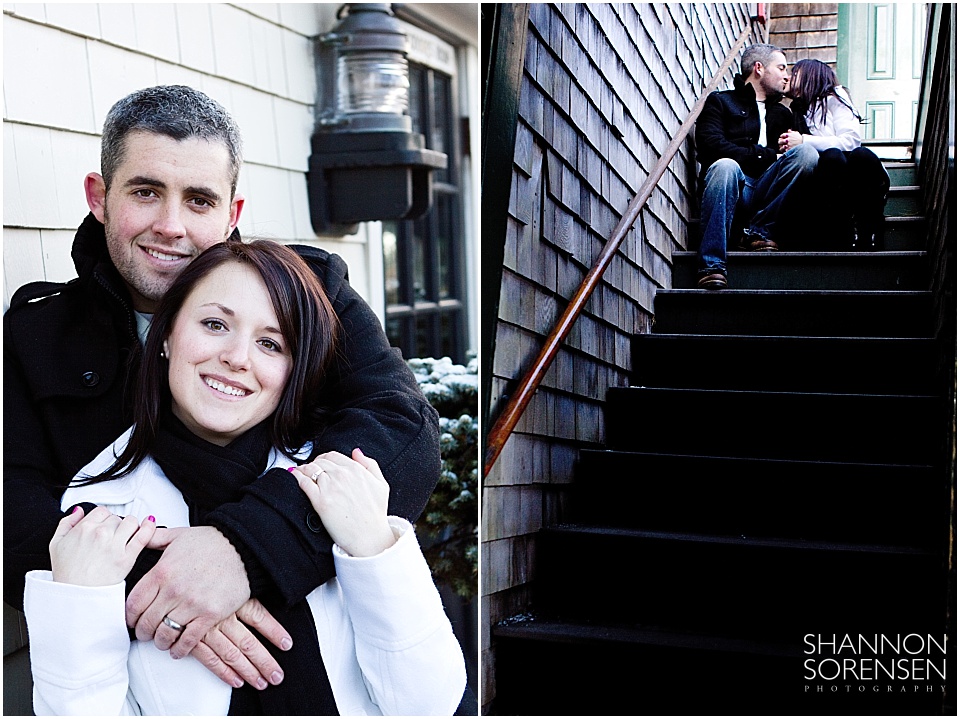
[481,3,757,709]
[769,3,839,66]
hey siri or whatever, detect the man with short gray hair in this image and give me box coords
[4,85,441,702]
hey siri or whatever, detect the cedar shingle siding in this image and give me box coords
[482,3,759,710]
[769,3,839,66]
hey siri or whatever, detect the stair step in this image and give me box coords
[629,334,938,393]
[572,450,943,547]
[687,214,926,252]
[862,139,914,160]
[671,251,927,290]
[492,619,794,714]
[886,184,922,216]
[652,289,934,337]
[604,386,939,464]
[495,617,796,655]
[535,525,944,636]
[883,160,917,186]
[883,215,927,250]
[492,618,946,715]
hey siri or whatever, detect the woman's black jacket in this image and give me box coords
[3,213,441,610]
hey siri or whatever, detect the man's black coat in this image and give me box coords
[695,73,798,182]
[4,213,440,610]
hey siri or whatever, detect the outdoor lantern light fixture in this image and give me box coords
[308,3,447,235]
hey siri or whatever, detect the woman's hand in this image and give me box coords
[50,505,156,586]
[291,449,397,558]
[778,130,804,152]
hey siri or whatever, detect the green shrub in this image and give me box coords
[408,357,478,598]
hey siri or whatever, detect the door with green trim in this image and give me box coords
[838,3,927,141]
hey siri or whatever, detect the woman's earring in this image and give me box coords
[161,340,170,359]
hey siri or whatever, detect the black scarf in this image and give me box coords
[151,408,339,715]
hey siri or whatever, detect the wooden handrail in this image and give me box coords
[484,22,755,478]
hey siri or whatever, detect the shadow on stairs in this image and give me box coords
[491,153,954,715]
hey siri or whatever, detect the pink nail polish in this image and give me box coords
[287,467,296,472]
[354,447,365,457]
[71,505,82,515]
[147,515,156,523]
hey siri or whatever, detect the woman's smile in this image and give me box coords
[163,262,292,446]
[202,374,252,398]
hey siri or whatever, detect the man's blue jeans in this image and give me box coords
[698,143,819,275]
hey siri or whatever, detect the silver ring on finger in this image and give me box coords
[162,615,185,632]
[310,469,325,483]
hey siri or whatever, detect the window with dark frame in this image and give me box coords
[382,62,466,363]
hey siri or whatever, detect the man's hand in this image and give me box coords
[192,598,293,690]
[126,526,250,659]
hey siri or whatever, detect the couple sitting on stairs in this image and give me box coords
[696,43,891,290]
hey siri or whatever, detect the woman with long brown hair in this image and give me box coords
[22,240,466,715]
[779,58,890,249]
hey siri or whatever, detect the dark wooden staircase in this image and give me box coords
[491,153,954,715]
